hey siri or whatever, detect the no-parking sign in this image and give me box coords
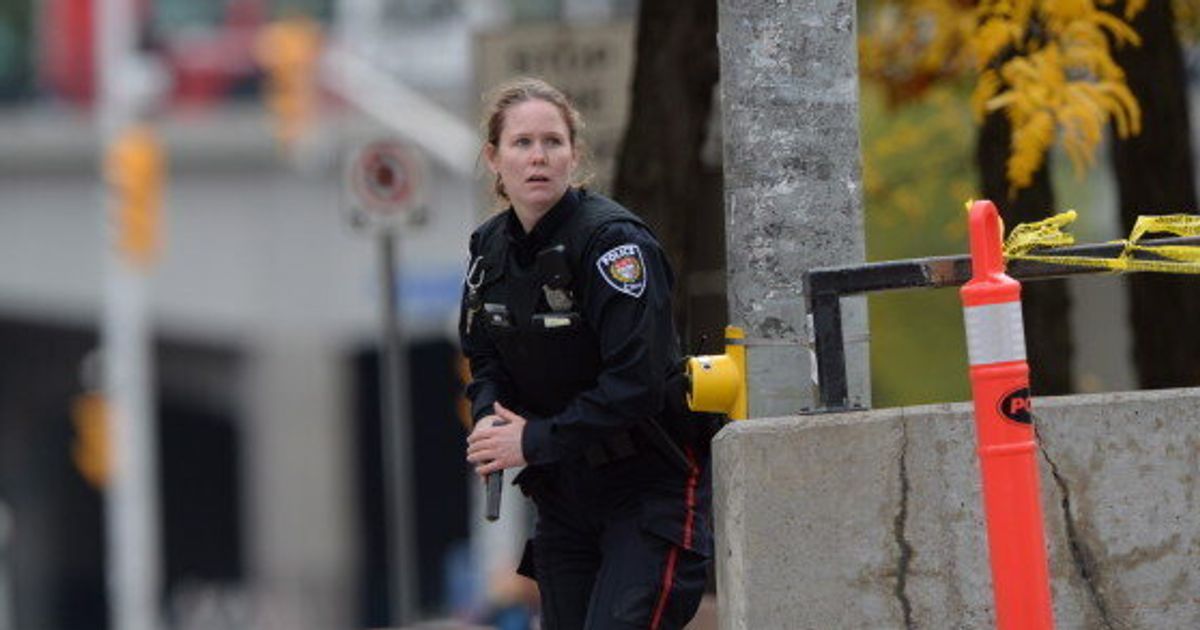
[345,139,428,231]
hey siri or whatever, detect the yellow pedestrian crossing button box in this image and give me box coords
[685,326,747,420]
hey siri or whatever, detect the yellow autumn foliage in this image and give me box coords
[1176,0,1200,40]
[859,0,1151,195]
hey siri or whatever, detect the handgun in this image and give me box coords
[484,417,510,522]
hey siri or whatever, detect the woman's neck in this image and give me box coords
[513,205,547,234]
[511,187,575,233]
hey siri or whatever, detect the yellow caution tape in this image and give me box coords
[1000,210,1200,274]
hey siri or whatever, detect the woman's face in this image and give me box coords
[486,99,578,220]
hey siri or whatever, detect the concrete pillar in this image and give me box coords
[717,0,869,415]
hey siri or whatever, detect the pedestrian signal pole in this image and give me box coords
[960,200,1054,630]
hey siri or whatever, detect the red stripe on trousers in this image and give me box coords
[651,447,702,628]
[683,447,699,549]
[650,545,679,630]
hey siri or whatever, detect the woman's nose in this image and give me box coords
[531,143,548,163]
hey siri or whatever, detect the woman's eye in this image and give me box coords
[546,137,562,146]
[514,138,531,147]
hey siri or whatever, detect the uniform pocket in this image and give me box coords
[612,524,710,628]
[638,480,714,560]
[641,511,713,560]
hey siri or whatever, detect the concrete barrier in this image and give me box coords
[714,388,1200,629]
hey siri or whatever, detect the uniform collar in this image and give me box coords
[504,188,582,264]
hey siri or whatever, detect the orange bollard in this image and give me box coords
[960,200,1055,630]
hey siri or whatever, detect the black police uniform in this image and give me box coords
[459,188,713,629]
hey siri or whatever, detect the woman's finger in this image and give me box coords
[467,414,503,444]
[467,445,494,463]
[493,402,518,422]
[466,440,489,461]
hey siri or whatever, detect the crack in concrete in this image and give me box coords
[893,419,915,630]
[1035,423,1117,630]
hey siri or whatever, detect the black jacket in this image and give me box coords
[458,188,682,466]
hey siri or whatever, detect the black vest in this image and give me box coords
[470,190,650,417]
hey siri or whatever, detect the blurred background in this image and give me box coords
[0,1,640,628]
[3,0,1200,628]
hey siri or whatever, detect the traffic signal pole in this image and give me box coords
[716,0,869,416]
[97,1,163,628]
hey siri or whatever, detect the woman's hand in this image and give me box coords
[466,402,528,476]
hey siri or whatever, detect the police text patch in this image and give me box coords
[596,243,646,298]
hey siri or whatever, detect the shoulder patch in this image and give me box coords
[596,243,647,298]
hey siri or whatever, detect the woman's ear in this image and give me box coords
[483,143,498,173]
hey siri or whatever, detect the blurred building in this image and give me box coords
[0,0,637,628]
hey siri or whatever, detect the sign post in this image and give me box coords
[346,139,427,625]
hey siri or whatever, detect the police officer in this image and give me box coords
[462,78,712,629]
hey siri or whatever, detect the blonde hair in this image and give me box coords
[480,77,591,203]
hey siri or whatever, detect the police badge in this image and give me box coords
[596,243,647,298]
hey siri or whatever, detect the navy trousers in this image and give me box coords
[517,443,711,630]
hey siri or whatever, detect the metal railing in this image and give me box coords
[804,234,1200,411]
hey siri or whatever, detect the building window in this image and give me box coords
[509,0,563,22]
[385,0,462,23]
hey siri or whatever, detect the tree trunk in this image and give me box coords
[1109,0,1200,388]
[977,112,1074,394]
[612,0,723,352]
